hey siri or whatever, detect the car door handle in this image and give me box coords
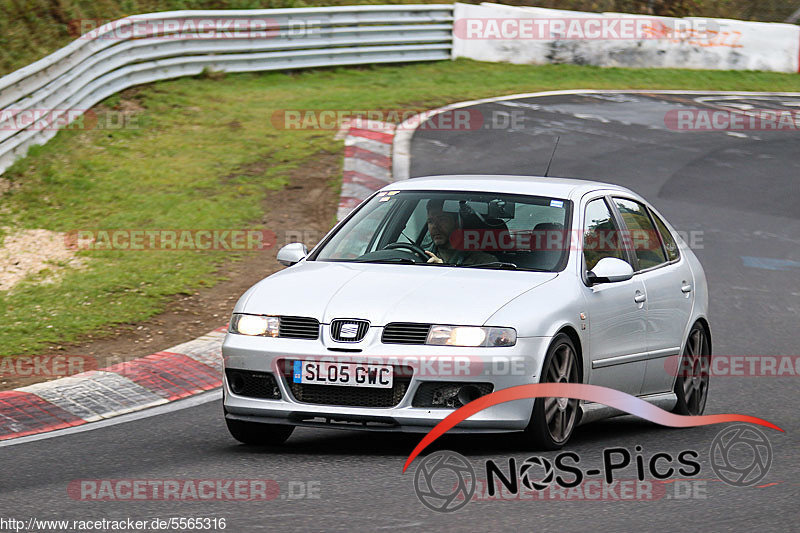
[634,291,647,304]
[681,282,693,293]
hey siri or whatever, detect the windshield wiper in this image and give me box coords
[461,261,520,270]
[461,262,551,272]
[353,257,417,264]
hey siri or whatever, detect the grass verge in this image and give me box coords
[2,59,800,356]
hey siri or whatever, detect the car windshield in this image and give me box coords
[311,190,572,271]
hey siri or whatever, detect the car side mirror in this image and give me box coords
[277,242,308,266]
[587,257,634,285]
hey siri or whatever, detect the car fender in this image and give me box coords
[486,273,587,382]
[667,237,711,391]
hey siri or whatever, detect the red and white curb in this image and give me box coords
[338,118,398,221]
[0,328,225,441]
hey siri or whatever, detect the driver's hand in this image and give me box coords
[425,251,443,264]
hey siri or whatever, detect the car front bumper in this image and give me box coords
[222,332,552,433]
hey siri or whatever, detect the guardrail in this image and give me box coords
[0,4,454,176]
[2,2,798,177]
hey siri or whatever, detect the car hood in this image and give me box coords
[236,261,557,326]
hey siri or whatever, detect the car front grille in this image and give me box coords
[281,362,413,408]
[225,369,281,399]
[329,319,370,342]
[279,316,320,340]
[381,322,431,345]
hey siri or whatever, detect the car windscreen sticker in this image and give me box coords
[386,191,400,195]
[293,361,302,383]
[550,199,564,208]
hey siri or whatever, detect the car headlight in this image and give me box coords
[229,314,280,337]
[426,326,516,347]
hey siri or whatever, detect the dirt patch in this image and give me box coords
[0,178,14,197]
[0,151,341,390]
[86,88,145,128]
[0,228,86,291]
[114,93,145,115]
[221,152,275,184]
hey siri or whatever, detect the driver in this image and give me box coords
[424,199,497,265]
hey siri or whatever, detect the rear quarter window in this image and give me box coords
[651,211,680,262]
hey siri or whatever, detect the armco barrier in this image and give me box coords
[0,4,454,175]
[1,2,798,179]
[453,2,800,73]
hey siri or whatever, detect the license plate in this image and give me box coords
[293,361,393,388]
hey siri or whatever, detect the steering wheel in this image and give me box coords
[383,242,429,262]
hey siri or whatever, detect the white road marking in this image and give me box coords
[573,113,610,123]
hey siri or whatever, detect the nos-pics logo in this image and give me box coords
[412,425,773,512]
[413,451,476,513]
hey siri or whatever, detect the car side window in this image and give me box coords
[583,198,626,272]
[613,198,668,270]
[650,210,680,262]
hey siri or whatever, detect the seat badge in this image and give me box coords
[340,323,359,338]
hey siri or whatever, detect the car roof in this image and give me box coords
[382,175,636,200]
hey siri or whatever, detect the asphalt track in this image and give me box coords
[2,92,798,532]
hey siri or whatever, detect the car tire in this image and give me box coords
[523,333,580,450]
[225,417,294,446]
[672,322,710,416]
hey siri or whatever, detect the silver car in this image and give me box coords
[222,175,711,449]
